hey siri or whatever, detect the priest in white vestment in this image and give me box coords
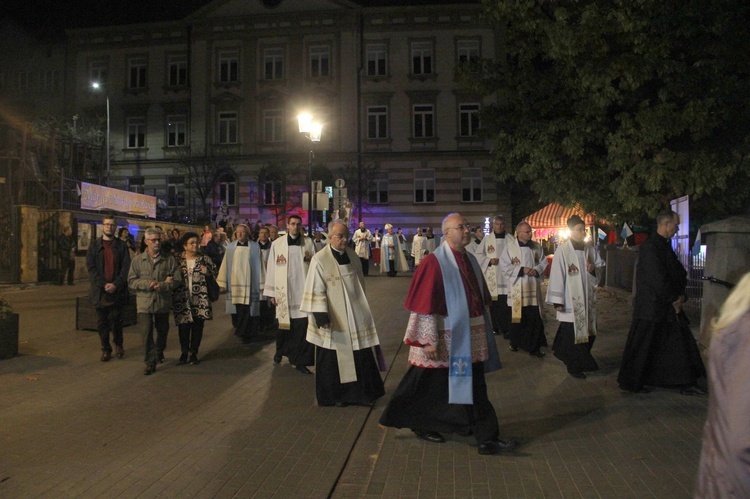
[411,228,428,267]
[351,221,373,276]
[264,215,316,374]
[476,215,514,337]
[301,220,385,407]
[380,224,408,277]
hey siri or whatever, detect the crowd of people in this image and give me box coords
[80,207,716,460]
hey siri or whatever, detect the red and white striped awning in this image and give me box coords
[523,202,597,229]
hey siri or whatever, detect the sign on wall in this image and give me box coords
[80,182,156,218]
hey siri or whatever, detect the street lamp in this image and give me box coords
[91,82,110,183]
[298,113,322,236]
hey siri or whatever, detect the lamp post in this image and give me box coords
[297,113,322,236]
[91,82,110,184]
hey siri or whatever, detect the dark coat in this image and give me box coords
[86,237,131,308]
[632,233,687,322]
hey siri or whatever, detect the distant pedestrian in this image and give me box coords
[57,226,76,285]
[617,209,706,393]
[380,224,408,277]
[696,272,750,497]
[128,228,181,375]
[86,216,131,362]
[352,221,373,275]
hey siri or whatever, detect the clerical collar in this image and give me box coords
[474,238,481,244]
[571,240,585,250]
[519,239,531,247]
[426,235,434,239]
[330,245,350,264]
[287,234,301,246]
[494,231,506,239]
[236,241,248,246]
[258,241,270,249]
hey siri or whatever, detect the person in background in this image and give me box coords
[200,225,213,248]
[476,215,514,338]
[352,221,373,276]
[58,226,77,285]
[173,232,216,365]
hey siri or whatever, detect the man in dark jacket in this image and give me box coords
[617,209,705,393]
[86,215,131,362]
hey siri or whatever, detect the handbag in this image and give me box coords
[206,275,220,302]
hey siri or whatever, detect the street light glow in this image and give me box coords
[297,113,312,133]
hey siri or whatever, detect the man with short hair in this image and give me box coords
[500,222,548,357]
[264,215,316,373]
[468,226,484,254]
[87,216,131,362]
[476,215,514,337]
[617,209,706,393]
[411,228,428,267]
[216,224,262,343]
[380,213,517,455]
[257,226,275,333]
[380,224,408,277]
[546,215,604,379]
[352,221,373,275]
[301,220,385,406]
[128,228,181,375]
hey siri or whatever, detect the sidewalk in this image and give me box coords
[0,278,707,498]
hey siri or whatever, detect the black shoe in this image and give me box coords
[493,330,501,336]
[115,346,125,359]
[295,365,312,375]
[334,401,349,408]
[478,438,518,455]
[570,372,586,379]
[413,430,445,444]
[157,352,165,363]
[273,353,282,364]
[178,353,188,365]
[529,350,545,358]
[143,365,156,376]
[189,354,200,365]
[681,385,707,396]
[502,332,510,339]
[100,351,111,362]
[509,345,518,352]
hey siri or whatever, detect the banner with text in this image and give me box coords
[80,182,156,218]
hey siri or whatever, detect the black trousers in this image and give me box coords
[386,258,397,277]
[178,318,205,355]
[140,312,169,367]
[96,305,123,352]
[60,258,75,285]
[275,317,314,366]
[234,304,259,342]
[359,257,370,276]
[490,296,511,335]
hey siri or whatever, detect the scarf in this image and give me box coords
[273,235,314,329]
[559,240,593,344]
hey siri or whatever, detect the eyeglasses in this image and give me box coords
[445,224,469,231]
[330,233,347,239]
[145,238,160,242]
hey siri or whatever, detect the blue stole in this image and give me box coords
[224,241,262,316]
[434,243,501,404]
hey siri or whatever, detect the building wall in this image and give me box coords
[62,1,511,236]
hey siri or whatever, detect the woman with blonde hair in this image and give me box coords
[696,271,750,497]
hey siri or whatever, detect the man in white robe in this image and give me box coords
[380,223,408,277]
[216,224,262,344]
[411,228,428,267]
[264,215,316,374]
[424,227,439,254]
[500,222,548,356]
[546,215,604,378]
[301,220,385,407]
[351,221,373,276]
[476,215,514,338]
[468,226,484,255]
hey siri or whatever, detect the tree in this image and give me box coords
[466,0,750,224]
[173,147,234,222]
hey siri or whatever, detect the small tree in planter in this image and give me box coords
[0,296,19,359]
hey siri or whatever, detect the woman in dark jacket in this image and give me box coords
[173,232,217,365]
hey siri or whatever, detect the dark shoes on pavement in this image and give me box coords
[509,345,518,352]
[143,365,156,376]
[178,353,188,365]
[100,351,111,362]
[189,354,200,365]
[115,346,124,359]
[273,352,282,364]
[478,438,519,455]
[570,372,586,379]
[680,385,707,396]
[157,352,165,363]
[295,365,312,375]
[413,430,445,444]
[530,350,545,358]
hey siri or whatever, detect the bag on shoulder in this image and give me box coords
[206,275,220,302]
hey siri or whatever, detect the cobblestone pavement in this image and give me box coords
[0,276,707,498]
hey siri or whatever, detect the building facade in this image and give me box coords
[63,0,510,234]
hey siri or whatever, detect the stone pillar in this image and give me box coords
[698,216,750,362]
[18,205,39,284]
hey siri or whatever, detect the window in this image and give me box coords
[368,177,388,204]
[218,112,238,144]
[263,109,284,143]
[168,54,188,86]
[89,60,108,85]
[461,168,482,202]
[219,50,239,83]
[459,103,480,137]
[168,176,186,207]
[262,180,283,205]
[264,48,283,80]
[166,115,187,147]
[219,175,237,206]
[413,105,434,138]
[129,176,144,193]
[411,42,433,75]
[367,106,388,139]
[128,57,147,89]
[42,70,60,94]
[366,43,387,76]
[310,46,330,78]
[457,40,480,65]
[126,117,146,148]
[414,169,435,203]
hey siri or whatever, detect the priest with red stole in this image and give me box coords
[379,213,517,455]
